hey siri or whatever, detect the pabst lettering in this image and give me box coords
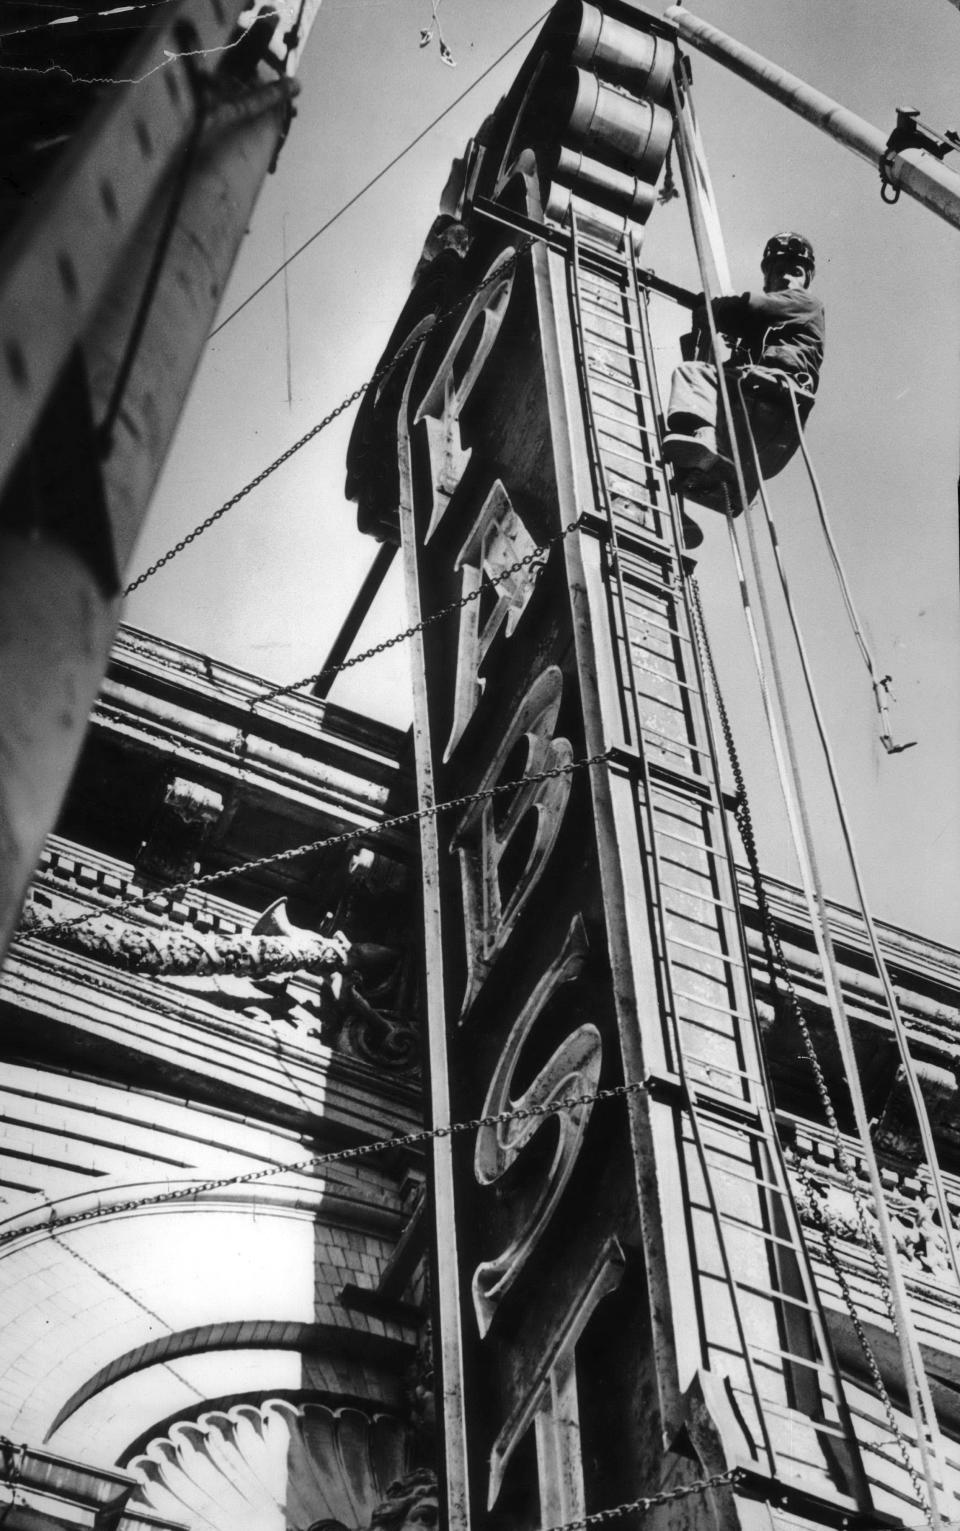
[414,250,517,544]
[451,665,573,1018]
[444,479,539,762]
[403,232,605,1522]
[471,914,601,1336]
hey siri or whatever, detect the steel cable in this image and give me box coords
[671,69,943,1525]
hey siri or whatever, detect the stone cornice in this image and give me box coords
[0,934,422,1144]
[737,866,960,1009]
[57,625,418,912]
[106,625,409,784]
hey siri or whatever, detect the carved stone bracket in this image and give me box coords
[785,1129,960,1293]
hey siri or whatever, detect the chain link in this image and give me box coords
[0,1072,644,1252]
[124,236,537,595]
[539,1469,740,1531]
[253,513,580,709]
[22,749,611,943]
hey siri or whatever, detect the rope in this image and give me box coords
[124,236,536,594]
[19,748,611,945]
[735,371,960,1308]
[0,1073,646,1253]
[783,384,914,754]
[688,576,931,1510]
[208,12,550,336]
[670,67,943,1526]
[0,33,248,85]
[0,0,177,39]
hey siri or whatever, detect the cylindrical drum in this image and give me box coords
[564,68,673,181]
[544,184,634,249]
[566,3,675,103]
[554,145,659,223]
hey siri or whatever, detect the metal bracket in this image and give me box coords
[881,107,960,204]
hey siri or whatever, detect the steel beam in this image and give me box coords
[664,6,960,234]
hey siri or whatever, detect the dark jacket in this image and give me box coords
[704,288,825,393]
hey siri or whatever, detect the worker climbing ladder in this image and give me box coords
[564,208,871,1511]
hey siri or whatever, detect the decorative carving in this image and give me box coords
[315,964,421,1077]
[366,1470,439,1531]
[787,1136,960,1290]
[873,1059,958,1158]
[128,1401,408,1531]
[136,776,224,883]
[20,900,349,978]
[404,1316,436,1461]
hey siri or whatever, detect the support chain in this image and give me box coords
[124,236,536,594]
[0,1072,645,1253]
[20,749,612,944]
[252,513,580,709]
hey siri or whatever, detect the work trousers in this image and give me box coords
[667,360,725,429]
[667,360,809,460]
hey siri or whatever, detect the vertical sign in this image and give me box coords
[348,9,679,1519]
[347,5,868,1529]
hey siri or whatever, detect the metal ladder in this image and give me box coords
[566,209,869,1507]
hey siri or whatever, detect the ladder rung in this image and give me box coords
[727,1389,850,1442]
[660,877,738,916]
[732,1278,825,1316]
[651,779,719,812]
[587,372,652,403]
[599,465,653,499]
[632,660,703,699]
[687,1078,756,1111]
[697,1110,776,1147]
[747,1341,836,1379]
[583,311,647,341]
[636,689,688,721]
[641,725,715,763]
[597,415,658,445]
[606,486,661,515]
[718,1213,809,1256]
[667,934,746,970]
[579,295,624,319]
[585,335,639,364]
[674,991,755,1026]
[685,1056,763,1090]
[596,444,652,477]
[690,1159,789,1199]
[579,288,624,308]
[653,825,728,857]
[578,284,628,307]
[591,401,652,433]
[623,607,694,648]
[678,1012,740,1045]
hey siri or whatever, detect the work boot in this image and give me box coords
[662,425,727,477]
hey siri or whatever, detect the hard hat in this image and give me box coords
[761,232,815,278]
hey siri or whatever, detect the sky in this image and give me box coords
[124,0,960,949]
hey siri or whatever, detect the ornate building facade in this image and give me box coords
[0,626,432,1531]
